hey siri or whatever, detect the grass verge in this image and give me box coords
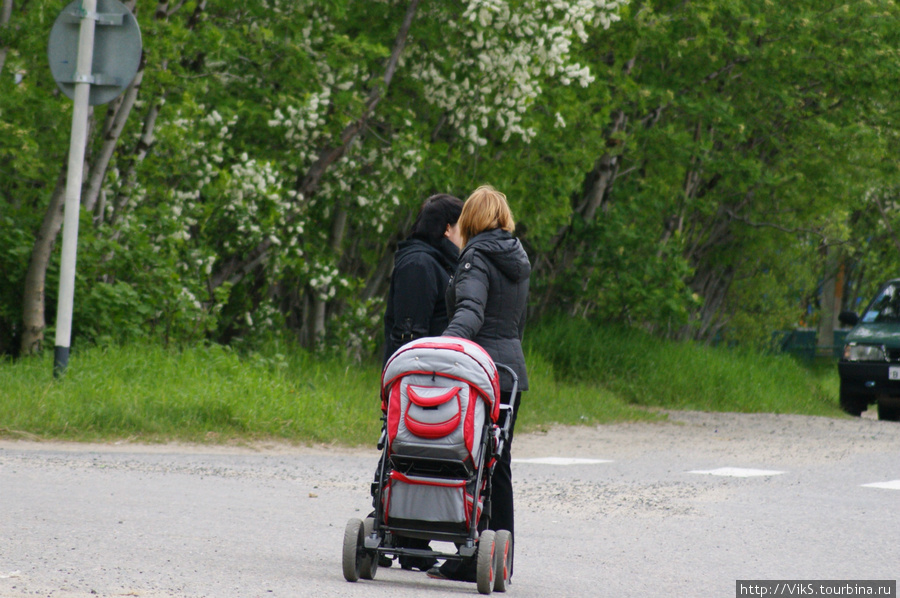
[0,320,843,445]
[526,316,841,417]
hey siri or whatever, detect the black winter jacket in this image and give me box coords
[382,236,459,365]
[443,228,531,391]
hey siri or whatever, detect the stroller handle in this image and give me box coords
[492,363,519,457]
[494,362,519,404]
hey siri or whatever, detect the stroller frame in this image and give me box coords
[342,340,518,595]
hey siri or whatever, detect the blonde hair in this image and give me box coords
[458,185,516,246]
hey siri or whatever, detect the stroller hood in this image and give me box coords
[382,336,501,423]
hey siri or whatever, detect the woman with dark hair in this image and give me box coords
[380,192,463,571]
[429,184,530,583]
[383,193,464,363]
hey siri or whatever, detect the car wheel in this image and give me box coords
[877,397,900,421]
[839,384,867,417]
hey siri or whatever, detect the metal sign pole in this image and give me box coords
[54,0,97,378]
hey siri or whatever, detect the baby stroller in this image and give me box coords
[342,336,518,595]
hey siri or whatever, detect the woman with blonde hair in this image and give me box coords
[430,185,530,582]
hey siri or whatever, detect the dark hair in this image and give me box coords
[410,193,464,246]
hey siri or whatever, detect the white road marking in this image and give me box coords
[862,480,900,490]
[512,457,611,465]
[688,467,785,478]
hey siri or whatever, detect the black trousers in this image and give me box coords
[488,390,520,536]
[432,390,522,580]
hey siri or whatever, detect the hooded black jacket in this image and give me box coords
[382,236,459,364]
[443,228,531,391]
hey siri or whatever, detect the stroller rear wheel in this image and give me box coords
[359,517,379,580]
[476,530,496,595]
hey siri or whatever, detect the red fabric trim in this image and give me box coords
[405,407,461,439]
[407,385,461,408]
[408,340,467,352]
[440,336,501,420]
[463,385,475,453]
[383,481,391,524]
[390,471,466,488]
[387,384,402,445]
[465,491,482,529]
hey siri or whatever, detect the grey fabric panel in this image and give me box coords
[385,475,468,523]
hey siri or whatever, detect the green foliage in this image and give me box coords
[517,0,900,343]
[3,0,900,358]
[0,213,32,351]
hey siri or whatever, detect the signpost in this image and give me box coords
[47,0,141,376]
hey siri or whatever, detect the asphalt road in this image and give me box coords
[1,410,898,598]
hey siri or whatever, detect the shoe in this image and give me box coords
[400,555,437,571]
[426,562,476,583]
[378,554,393,568]
[426,567,450,580]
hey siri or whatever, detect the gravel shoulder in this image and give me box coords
[516,408,900,464]
[2,408,897,464]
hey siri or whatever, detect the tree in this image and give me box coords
[4,0,900,359]
[530,0,900,346]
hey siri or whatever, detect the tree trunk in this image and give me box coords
[84,54,146,214]
[576,110,627,223]
[19,168,68,355]
[0,0,12,77]
[108,85,163,232]
[308,205,349,348]
[817,247,841,355]
[684,264,734,343]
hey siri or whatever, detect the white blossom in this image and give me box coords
[409,0,627,148]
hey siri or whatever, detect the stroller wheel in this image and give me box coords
[493,530,512,592]
[342,518,364,582]
[476,530,496,595]
[359,517,379,580]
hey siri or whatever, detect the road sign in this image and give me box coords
[47,0,141,377]
[48,0,142,106]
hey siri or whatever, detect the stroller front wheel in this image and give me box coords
[342,518,365,582]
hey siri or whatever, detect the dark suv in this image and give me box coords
[838,278,900,421]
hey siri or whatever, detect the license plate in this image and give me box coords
[890,367,900,381]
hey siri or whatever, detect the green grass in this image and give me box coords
[518,352,663,431]
[526,316,841,417]
[0,319,844,445]
[0,343,384,445]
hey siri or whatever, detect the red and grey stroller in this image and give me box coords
[342,336,518,594]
